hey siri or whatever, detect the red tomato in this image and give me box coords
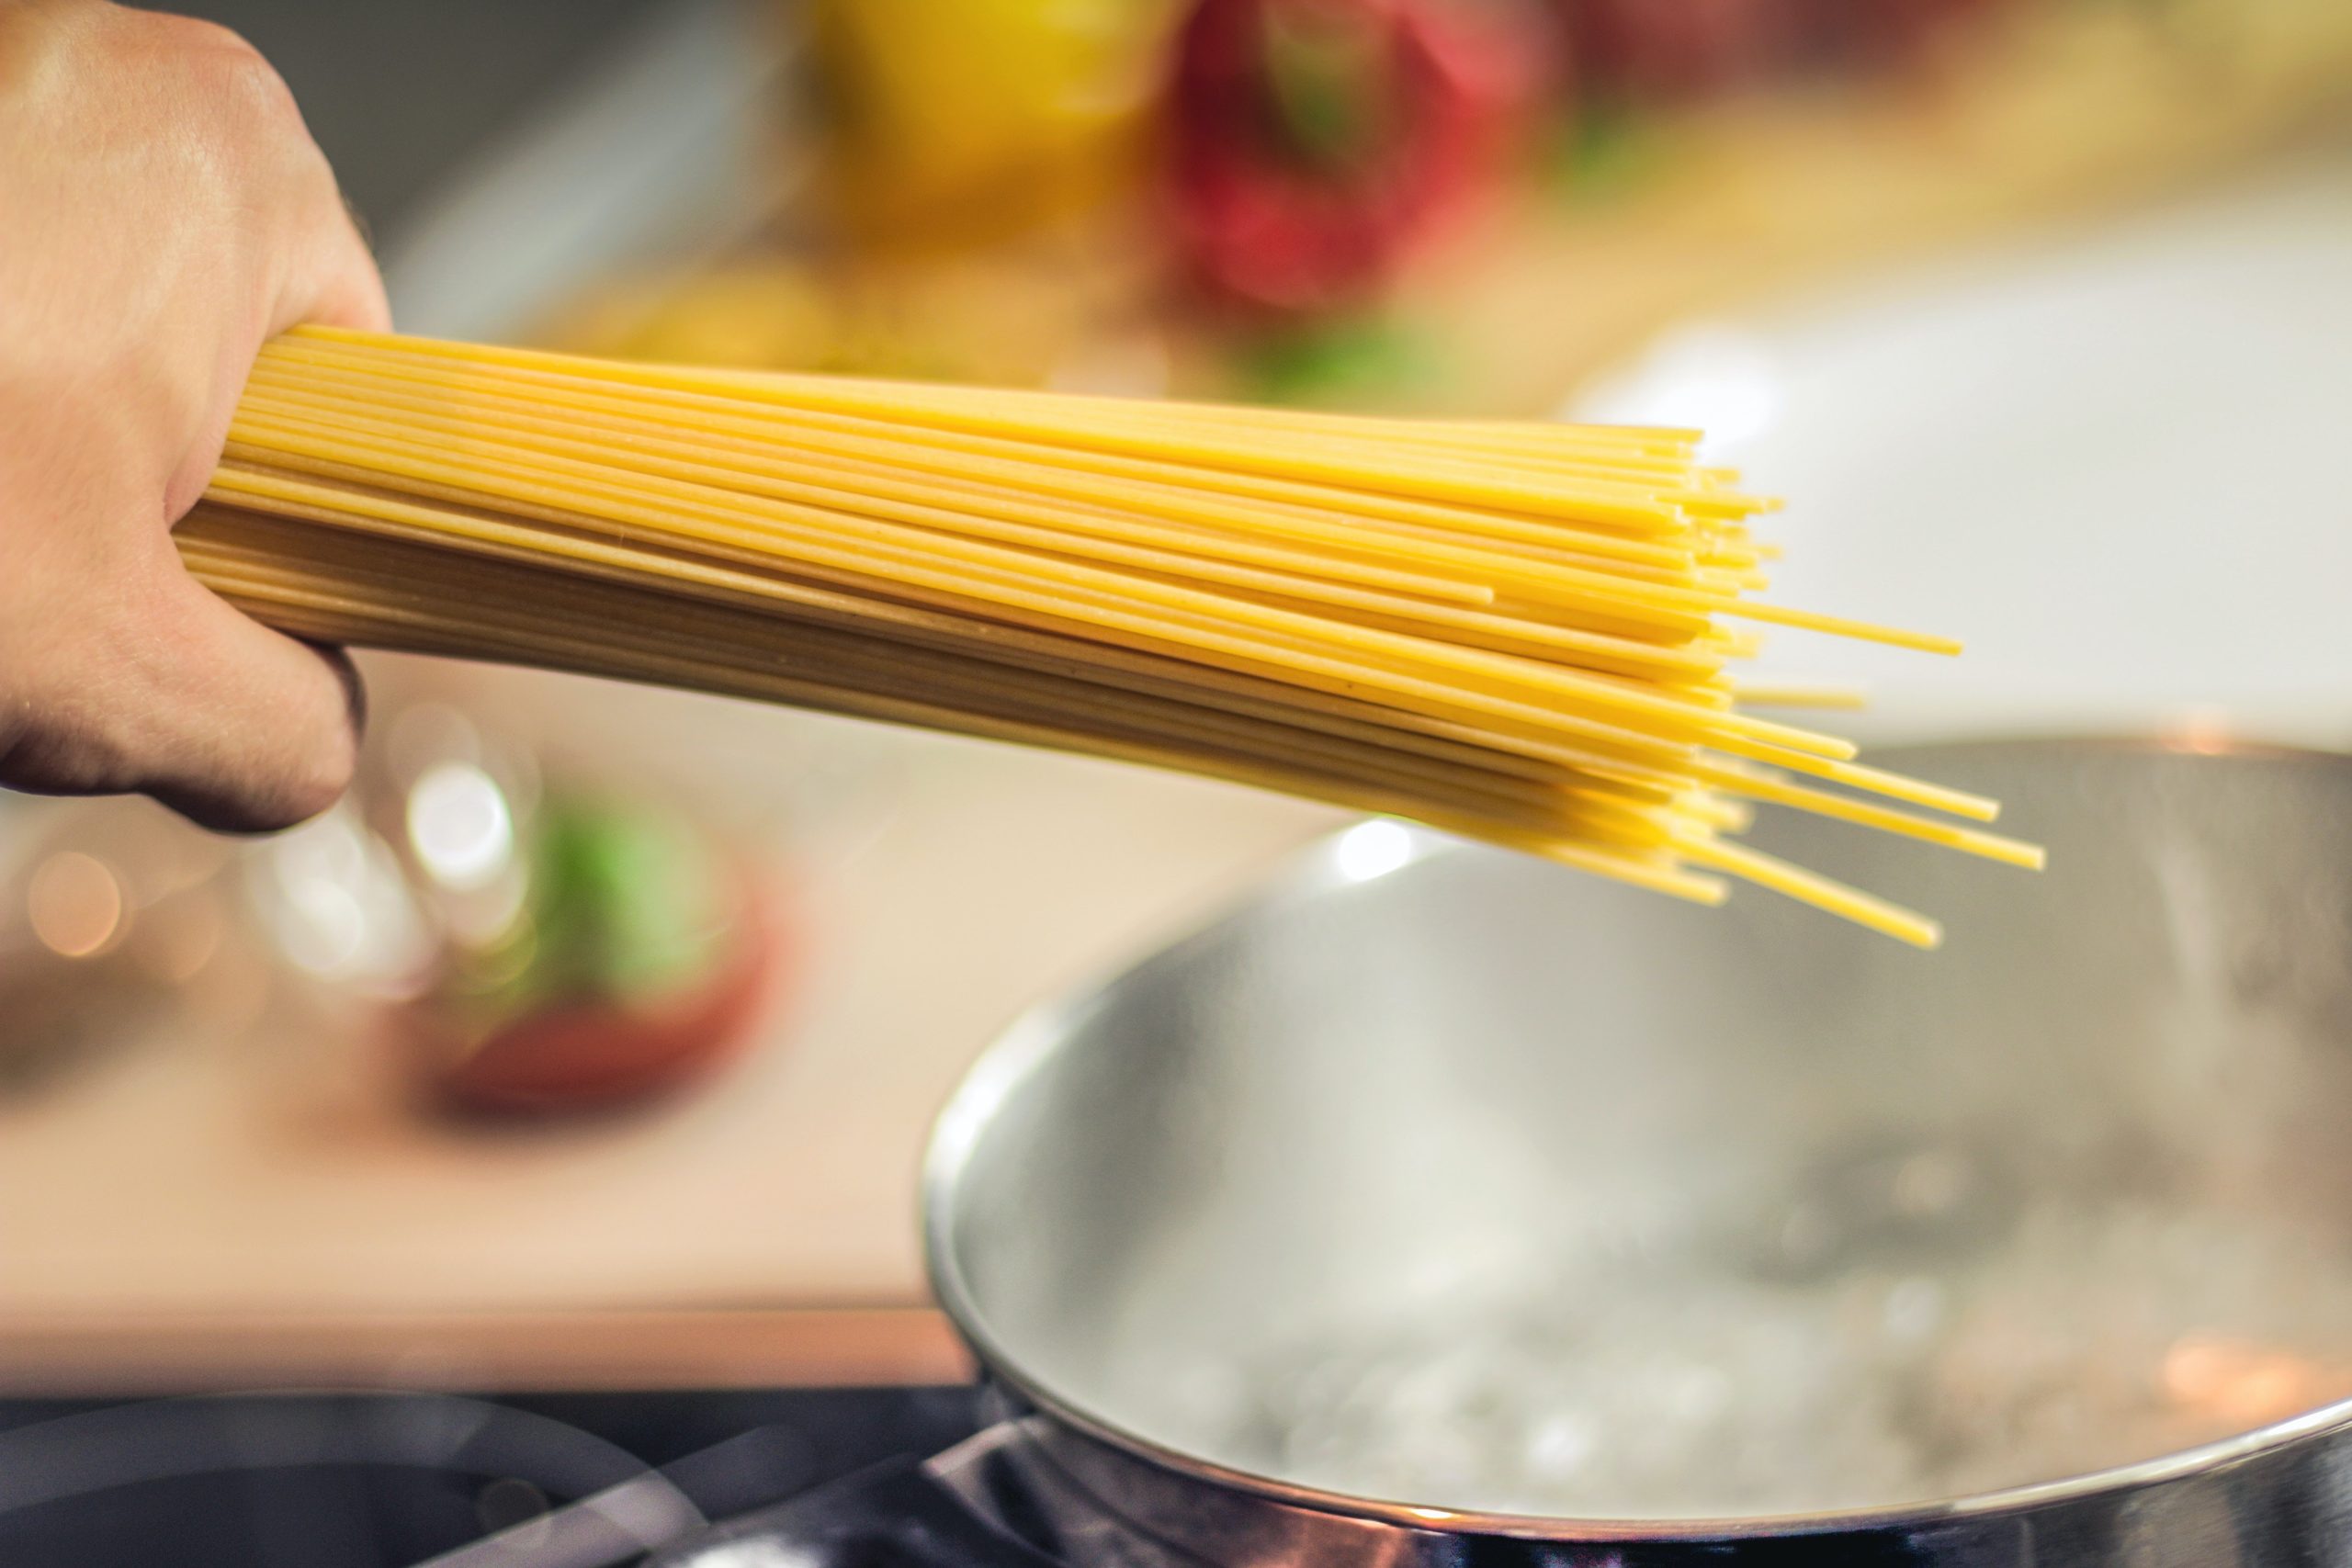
[1167,0,1546,314]
[413,883,786,1118]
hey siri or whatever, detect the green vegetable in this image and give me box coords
[440,797,729,1028]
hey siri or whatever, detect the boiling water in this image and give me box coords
[1144,1194,2352,1518]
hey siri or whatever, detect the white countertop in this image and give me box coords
[1578,142,2352,749]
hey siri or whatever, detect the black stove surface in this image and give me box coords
[0,1386,987,1568]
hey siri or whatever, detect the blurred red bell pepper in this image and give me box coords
[1167,0,1547,315]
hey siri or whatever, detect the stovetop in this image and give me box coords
[10,1382,2269,1568]
[0,1386,989,1568]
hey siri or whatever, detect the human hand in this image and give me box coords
[0,0,389,829]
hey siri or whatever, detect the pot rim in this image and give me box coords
[922,731,2352,1541]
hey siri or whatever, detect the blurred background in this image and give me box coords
[3,0,2350,1395]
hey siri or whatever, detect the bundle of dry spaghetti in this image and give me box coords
[179,325,2041,946]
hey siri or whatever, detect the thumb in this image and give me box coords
[119,552,366,832]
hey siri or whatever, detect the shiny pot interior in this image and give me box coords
[926,739,2352,1530]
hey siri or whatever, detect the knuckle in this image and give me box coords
[175,15,266,70]
[157,16,300,130]
[214,44,300,128]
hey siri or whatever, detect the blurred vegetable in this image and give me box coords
[408,797,780,1117]
[1167,0,1548,314]
[1235,313,1438,404]
[808,0,1184,249]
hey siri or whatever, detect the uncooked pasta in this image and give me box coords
[180,326,2042,945]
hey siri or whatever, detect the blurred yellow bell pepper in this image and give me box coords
[807,0,1184,249]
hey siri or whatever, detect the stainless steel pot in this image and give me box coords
[678,739,2352,1567]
